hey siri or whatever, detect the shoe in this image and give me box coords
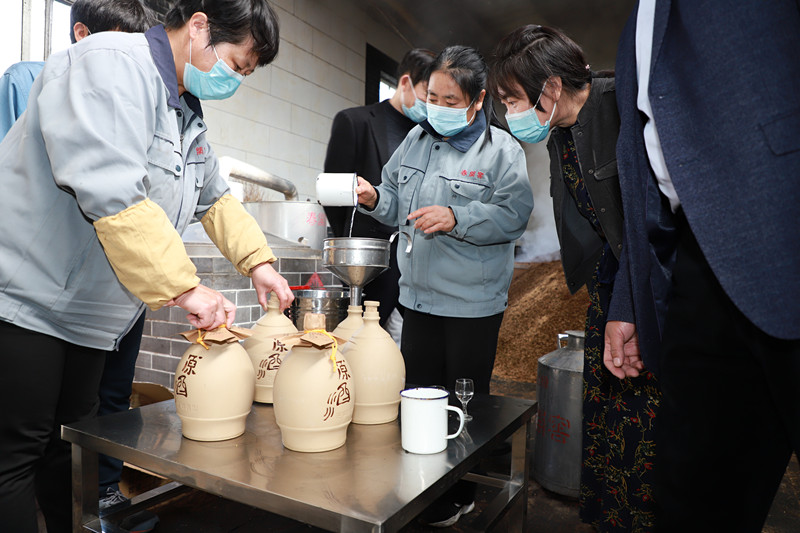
[99,487,131,512]
[419,500,476,528]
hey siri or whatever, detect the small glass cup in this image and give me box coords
[455,378,474,421]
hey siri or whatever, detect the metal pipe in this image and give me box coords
[218,156,298,201]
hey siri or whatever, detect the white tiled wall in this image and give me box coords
[201,0,409,203]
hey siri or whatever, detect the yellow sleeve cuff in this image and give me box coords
[200,194,277,277]
[94,198,200,310]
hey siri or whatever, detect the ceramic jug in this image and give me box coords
[174,327,255,441]
[331,304,364,341]
[272,313,354,452]
[243,293,298,403]
[342,301,405,424]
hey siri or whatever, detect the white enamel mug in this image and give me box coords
[400,387,465,454]
[316,172,357,206]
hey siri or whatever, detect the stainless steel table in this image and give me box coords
[63,394,536,533]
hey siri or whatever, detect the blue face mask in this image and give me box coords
[426,100,475,137]
[402,97,428,123]
[183,35,244,101]
[505,82,557,144]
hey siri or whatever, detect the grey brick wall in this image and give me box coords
[133,243,341,389]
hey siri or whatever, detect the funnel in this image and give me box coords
[322,238,390,306]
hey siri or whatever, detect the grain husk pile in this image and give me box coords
[493,261,590,383]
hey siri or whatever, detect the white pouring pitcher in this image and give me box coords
[400,387,465,454]
[316,172,357,206]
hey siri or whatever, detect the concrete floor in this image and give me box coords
[99,377,800,533]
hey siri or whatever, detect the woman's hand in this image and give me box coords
[251,262,294,311]
[408,205,456,234]
[356,176,377,209]
[603,321,645,379]
[168,284,236,330]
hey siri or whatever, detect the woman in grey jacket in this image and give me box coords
[357,45,533,527]
[490,25,660,532]
[0,2,292,532]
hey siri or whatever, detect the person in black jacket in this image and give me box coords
[322,48,434,329]
[490,25,660,532]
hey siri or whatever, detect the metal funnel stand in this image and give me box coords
[322,238,390,307]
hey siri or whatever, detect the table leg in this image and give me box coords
[465,417,531,532]
[508,418,530,532]
[71,443,99,533]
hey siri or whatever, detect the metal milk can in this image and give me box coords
[533,329,584,498]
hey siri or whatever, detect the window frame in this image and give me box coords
[364,43,398,105]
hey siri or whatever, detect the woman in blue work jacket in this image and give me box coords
[357,44,534,527]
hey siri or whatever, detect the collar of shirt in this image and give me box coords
[419,108,486,153]
[145,25,203,118]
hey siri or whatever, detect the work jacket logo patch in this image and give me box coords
[461,169,485,179]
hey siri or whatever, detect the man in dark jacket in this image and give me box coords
[322,48,434,329]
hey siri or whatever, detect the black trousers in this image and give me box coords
[655,215,800,532]
[0,321,106,533]
[402,309,505,507]
[401,309,504,394]
[97,312,145,496]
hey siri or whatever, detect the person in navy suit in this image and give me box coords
[608,1,800,530]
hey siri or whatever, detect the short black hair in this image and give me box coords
[396,48,435,85]
[70,0,156,44]
[489,25,592,105]
[164,0,280,67]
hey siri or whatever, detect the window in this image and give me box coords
[0,2,24,71]
[365,44,398,105]
[51,1,74,55]
[378,78,396,102]
[1,0,74,74]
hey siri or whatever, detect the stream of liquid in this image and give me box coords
[348,207,356,237]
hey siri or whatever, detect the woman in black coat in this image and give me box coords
[489,25,660,532]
